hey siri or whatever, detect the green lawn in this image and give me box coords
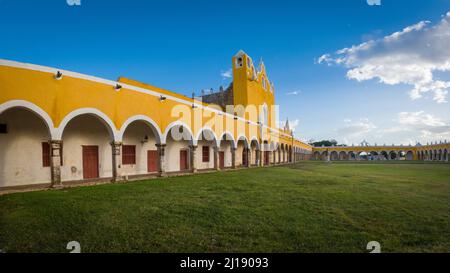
[1,162,449,253]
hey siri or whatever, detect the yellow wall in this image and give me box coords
[0,58,311,152]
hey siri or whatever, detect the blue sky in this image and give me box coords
[1,0,450,144]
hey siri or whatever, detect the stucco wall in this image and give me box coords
[60,115,113,181]
[121,121,158,176]
[0,108,51,187]
[197,140,215,170]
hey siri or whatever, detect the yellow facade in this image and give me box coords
[0,53,313,189]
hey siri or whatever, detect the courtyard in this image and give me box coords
[0,162,449,253]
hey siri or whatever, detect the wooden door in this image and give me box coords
[82,146,99,179]
[264,151,270,166]
[180,150,188,171]
[147,150,158,173]
[219,151,225,169]
[242,149,248,166]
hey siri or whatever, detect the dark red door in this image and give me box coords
[219,151,225,169]
[180,150,188,171]
[82,146,99,179]
[264,151,270,166]
[147,150,158,173]
[242,149,248,166]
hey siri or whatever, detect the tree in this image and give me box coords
[310,139,339,147]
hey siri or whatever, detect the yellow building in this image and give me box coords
[0,51,312,190]
[312,142,450,162]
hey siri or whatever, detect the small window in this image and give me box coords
[0,123,7,134]
[202,146,210,162]
[236,57,243,68]
[122,145,136,165]
[262,77,266,90]
[42,142,50,167]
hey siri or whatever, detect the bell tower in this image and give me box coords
[231,50,276,126]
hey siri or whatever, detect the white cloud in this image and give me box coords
[318,12,450,103]
[290,119,300,131]
[336,118,376,137]
[396,111,450,140]
[286,90,301,96]
[220,69,232,79]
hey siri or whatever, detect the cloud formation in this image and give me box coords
[332,112,450,145]
[318,12,450,103]
[220,69,232,79]
[336,118,377,137]
[397,111,450,140]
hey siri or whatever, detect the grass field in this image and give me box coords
[1,162,449,253]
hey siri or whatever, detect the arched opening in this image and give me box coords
[405,151,414,161]
[338,151,347,160]
[219,132,235,169]
[313,151,321,161]
[369,151,379,161]
[196,129,218,170]
[389,151,398,160]
[357,151,369,161]
[281,144,285,163]
[348,151,356,161]
[250,138,260,166]
[321,151,328,161]
[120,119,162,176]
[330,151,339,161]
[443,149,448,162]
[0,107,53,187]
[165,124,194,173]
[60,113,115,182]
[236,136,250,167]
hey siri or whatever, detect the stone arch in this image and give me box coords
[338,151,347,160]
[164,121,195,173]
[56,108,118,141]
[162,121,194,145]
[0,100,56,138]
[219,131,236,149]
[195,127,219,147]
[330,151,339,161]
[405,151,414,161]
[118,115,163,144]
[0,101,55,187]
[236,134,250,149]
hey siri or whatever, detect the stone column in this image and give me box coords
[111,141,123,182]
[272,150,276,165]
[50,140,63,188]
[231,147,237,169]
[190,145,198,173]
[247,149,252,168]
[258,150,263,167]
[213,146,220,170]
[156,144,167,177]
